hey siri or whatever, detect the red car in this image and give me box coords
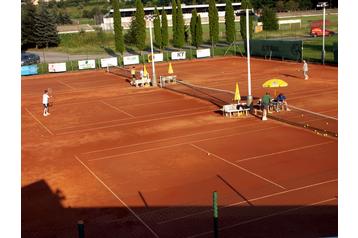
[310,27,336,37]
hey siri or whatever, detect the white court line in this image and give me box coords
[56,80,77,90]
[24,108,54,136]
[187,197,337,238]
[59,105,213,131]
[190,144,286,189]
[87,125,281,162]
[236,141,335,163]
[289,105,338,120]
[157,179,337,225]
[56,109,216,136]
[74,155,159,238]
[83,119,258,155]
[100,100,135,118]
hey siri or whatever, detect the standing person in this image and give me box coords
[303,60,309,80]
[42,90,51,116]
[261,92,271,121]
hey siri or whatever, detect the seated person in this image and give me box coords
[276,93,290,111]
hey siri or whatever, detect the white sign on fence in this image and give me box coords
[78,59,96,70]
[101,57,118,67]
[171,51,186,60]
[123,55,140,65]
[148,53,164,62]
[48,63,67,73]
[196,48,211,58]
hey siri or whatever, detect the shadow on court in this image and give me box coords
[22,180,338,238]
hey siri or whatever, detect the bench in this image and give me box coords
[221,104,250,117]
[160,75,177,87]
[130,77,151,87]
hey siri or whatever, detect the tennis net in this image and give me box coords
[163,80,243,107]
[162,79,338,137]
[107,66,139,79]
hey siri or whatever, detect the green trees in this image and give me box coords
[262,7,278,31]
[240,0,254,40]
[190,9,197,46]
[171,0,177,44]
[175,0,185,48]
[225,0,235,43]
[195,15,203,48]
[153,7,162,48]
[130,0,146,50]
[21,0,37,49]
[111,0,124,53]
[33,3,60,48]
[208,0,219,44]
[161,8,169,48]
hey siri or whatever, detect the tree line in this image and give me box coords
[22,0,60,50]
[112,0,266,53]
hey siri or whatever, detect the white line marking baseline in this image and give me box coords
[100,100,135,118]
[236,141,335,163]
[190,144,286,190]
[74,155,159,238]
[157,179,337,225]
[24,108,54,135]
[86,126,282,162]
[187,197,337,238]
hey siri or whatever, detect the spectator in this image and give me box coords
[276,93,291,111]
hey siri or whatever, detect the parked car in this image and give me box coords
[310,27,336,37]
[21,52,40,66]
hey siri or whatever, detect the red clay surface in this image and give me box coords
[22,56,338,238]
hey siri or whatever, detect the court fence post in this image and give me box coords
[77,220,84,238]
[213,191,219,238]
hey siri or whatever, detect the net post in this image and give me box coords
[213,191,219,238]
[77,220,84,238]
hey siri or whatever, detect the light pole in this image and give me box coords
[317,2,328,64]
[236,8,255,107]
[145,15,157,87]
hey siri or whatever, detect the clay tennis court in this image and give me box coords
[22,56,338,238]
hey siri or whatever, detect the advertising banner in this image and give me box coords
[148,53,164,62]
[21,65,38,76]
[123,55,140,65]
[171,51,186,60]
[48,63,66,73]
[196,48,211,58]
[78,59,96,70]
[101,57,118,67]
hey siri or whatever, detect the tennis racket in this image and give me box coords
[47,88,53,107]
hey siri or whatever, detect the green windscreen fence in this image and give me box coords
[333,42,338,64]
[246,40,303,61]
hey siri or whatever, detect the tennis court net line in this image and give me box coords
[163,80,236,107]
[266,107,338,138]
[107,65,140,79]
[162,79,338,137]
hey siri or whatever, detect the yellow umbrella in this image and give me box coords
[262,78,288,96]
[168,63,174,74]
[143,65,148,77]
[234,82,241,102]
